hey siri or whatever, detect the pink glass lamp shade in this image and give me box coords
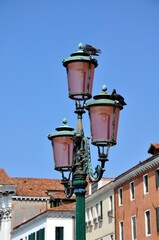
[48,119,74,171]
[63,48,98,100]
[85,86,123,147]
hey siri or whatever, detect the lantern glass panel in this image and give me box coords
[52,136,73,170]
[89,105,120,145]
[66,61,95,100]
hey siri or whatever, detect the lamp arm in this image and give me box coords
[82,138,106,183]
[61,171,74,198]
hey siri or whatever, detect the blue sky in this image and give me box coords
[0,0,159,179]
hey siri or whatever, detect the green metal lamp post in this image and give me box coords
[48,44,126,240]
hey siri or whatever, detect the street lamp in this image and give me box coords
[48,43,126,240]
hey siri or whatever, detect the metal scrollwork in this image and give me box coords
[82,137,106,183]
[61,172,74,198]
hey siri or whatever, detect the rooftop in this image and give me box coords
[0,168,64,197]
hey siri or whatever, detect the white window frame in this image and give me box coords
[143,174,149,194]
[119,220,124,240]
[118,187,123,206]
[145,210,151,236]
[131,215,137,240]
[130,181,135,200]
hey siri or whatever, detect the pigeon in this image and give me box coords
[110,89,127,106]
[78,43,101,56]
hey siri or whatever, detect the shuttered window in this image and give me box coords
[131,216,137,240]
[28,232,35,240]
[118,188,123,205]
[156,207,159,232]
[36,228,45,240]
[130,181,135,200]
[119,221,124,240]
[55,227,64,240]
[143,174,149,194]
[100,201,103,219]
[145,210,151,236]
[156,169,159,189]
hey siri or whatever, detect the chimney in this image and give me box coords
[148,143,159,155]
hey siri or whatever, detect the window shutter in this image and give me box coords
[41,228,45,240]
[36,230,40,240]
[156,207,159,232]
[100,201,103,219]
[56,227,64,240]
[38,228,45,240]
[155,169,159,189]
[28,233,35,240]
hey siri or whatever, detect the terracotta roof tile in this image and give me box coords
[0,168,14,184]
[0,169,65,197]
[0,169,86,198]
[12,177,64,197]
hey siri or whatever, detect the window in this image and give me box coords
[110,235,114,240]
[55,227,64,240]
[28,233,35,240]
[86,207,93,225]
[36,228,45,240]
[145,210,151,236]
[86,208,89,222]
[118,188,123,205]
[155,169,159,189]
[108,196,113,218]
[98,201,103,220]
[109,195,113,210]
[130,182,135,200]
[143,174,149,194]
[131,216,137,240]
[156,207,159,232]
[90,206,93,220]
[93,204,99,224]
[95,203,99,217]
[93,204,98,222]
[119,221,124,240]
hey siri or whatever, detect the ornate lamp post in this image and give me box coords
[48,44,126,240]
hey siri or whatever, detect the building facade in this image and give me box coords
[114,148,159,239]
[0,184,16,240]
[11,204,75,240]
[86,179,115,240]
[0,169,75,240]
[85,144,159,240]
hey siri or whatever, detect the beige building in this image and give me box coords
[86,179,115,240]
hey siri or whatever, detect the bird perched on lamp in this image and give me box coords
[110,89,127,106]
[78,43,101,56]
